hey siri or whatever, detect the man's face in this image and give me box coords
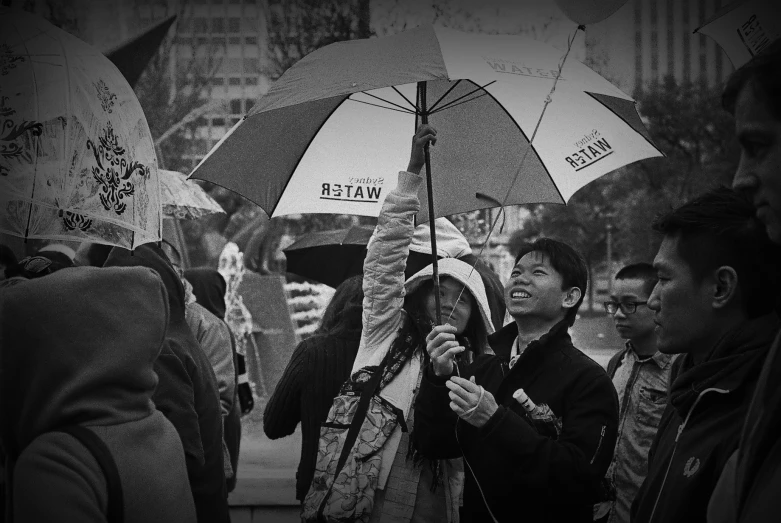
[648,236,715,355]
[732,81,781,243]
[504,251,572,322]
[422,277,474,334]
[608,278,655,342]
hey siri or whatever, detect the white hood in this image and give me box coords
[404,257,495,336]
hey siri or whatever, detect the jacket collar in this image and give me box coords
[625,340,674,370]
[488,317,571,361]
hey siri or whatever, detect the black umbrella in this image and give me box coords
[105,15,177,87]
[283,226,375,288]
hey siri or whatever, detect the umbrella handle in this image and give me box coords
[417,81,442,326]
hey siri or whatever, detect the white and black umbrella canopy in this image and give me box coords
[191,25,662,224]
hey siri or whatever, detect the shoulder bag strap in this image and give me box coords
[318,351,392,520]
[56,426,124,523]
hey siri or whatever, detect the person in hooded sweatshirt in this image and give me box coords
[310,124,496,523]
[103,244,230,523]
[630,187,781,523]
[0,265,196,522]
[184,267,242,493]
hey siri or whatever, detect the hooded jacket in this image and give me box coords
[352,171,495,522]
[184,268,241,492]
[104,245,229,523]
[414,319,619,523]
[631,313,779,523]
[0,266,196,523]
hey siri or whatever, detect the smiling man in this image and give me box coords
[630,187,781,523]
[595,263,674,523]
[414,238,619,523]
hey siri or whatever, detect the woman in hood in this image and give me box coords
[348,124,495,523]
[0,266,195,522]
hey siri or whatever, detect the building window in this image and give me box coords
[228,77,242,86]
[244,36,257,45]
[196,37,209,46]
[243,58,259,74]
[178,18,192,33]
[245,76,258,85]
[177,37,193,46]
[245,99,255,112]
[212,118,226,127]
[230,99,243,114]
[241,18,257,32]
[212,18,225,33]
[195,117,209,127]
[194,18,208,33]
[213,36,226,46]
[211,77,225,86]
[228,36,241,45]
[231,117,241,125]
[228,17,241,33]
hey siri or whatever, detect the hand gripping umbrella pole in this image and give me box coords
[417,81,443,325]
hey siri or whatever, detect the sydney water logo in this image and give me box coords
[565,130,613,171]
[320,177,383,203]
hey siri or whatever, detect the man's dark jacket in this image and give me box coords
[630,314,779,523]
[414,319,619,523]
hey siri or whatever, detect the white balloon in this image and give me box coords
[554,0,629,25]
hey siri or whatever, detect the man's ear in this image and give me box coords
[562,287,582,310]
[712,266,739,309]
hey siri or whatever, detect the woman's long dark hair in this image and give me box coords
[316,275,364,336]
[403,276,488,358]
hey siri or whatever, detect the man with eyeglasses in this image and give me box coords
[594,263,675,523]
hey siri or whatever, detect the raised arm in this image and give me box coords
[351,125,436,370]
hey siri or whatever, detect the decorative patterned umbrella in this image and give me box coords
[159,169,225,221]
[0,8,161,250]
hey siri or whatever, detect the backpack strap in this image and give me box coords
[55,426,124,523]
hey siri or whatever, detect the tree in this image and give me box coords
[526,75,739,301]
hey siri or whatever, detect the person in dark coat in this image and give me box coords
[1,266,196,523]
[630,187,781,523]
[263,274,364,502]
[185,268,242,493]
[707,39,781,523]
[416,237,619,523]
[104,244,230,523]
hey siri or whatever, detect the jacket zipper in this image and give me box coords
[647,387,729,522]
[590,425,607,465]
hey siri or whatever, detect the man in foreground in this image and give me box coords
[631,187,780,523]
[415,238,619,523]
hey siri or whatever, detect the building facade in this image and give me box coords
[585,0,734,95]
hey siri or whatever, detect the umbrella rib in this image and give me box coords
[391,86,420,112]
[426,79,463,113]
[346,98,418,115]
[428,80,497,114]
[351,91,419,114]
[429,91,491,115]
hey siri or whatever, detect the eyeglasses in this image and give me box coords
[603,301,648,315]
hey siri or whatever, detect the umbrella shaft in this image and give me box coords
[418,81,442,325]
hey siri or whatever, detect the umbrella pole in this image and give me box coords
[417,81,442,325]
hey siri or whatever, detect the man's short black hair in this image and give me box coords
[722,38,781,119]
[615,262,657,297]
[652,186,781,318]
[515,238,588,327]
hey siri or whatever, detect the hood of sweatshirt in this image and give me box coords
[0,266,167,459]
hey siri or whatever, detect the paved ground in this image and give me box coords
[230,312,625,510]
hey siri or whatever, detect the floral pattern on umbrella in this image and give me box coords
[0,9,161,249]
